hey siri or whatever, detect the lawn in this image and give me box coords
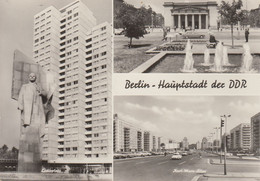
[114,32,164,73]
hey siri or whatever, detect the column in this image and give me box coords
[178,14,181,29]
[185,14,188,28]
[172,15,175,28]
[192,14,195,30]
[199,14,201,29]
[206,14,208,29]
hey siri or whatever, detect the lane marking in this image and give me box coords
[179,161,186,165]
[157,160,169,165]
[191,175,202,181]
[135,160,152,165]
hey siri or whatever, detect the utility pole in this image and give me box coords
[220,118,225,163]
[221,115,231,175]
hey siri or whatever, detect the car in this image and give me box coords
[171,153,182,160]
[182,31,205,39]
[181,151,188,156]
[114,29,125,35]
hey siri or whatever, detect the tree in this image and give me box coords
[118,3,146,48]
[160,143,166,150]
[219,0,244,48]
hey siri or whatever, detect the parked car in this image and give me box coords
[114,29,125,35]
[182,31,205,39]
[181,151,188,156]
[171,153,182,160]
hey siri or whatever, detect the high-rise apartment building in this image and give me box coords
[251,113,260,154]
[113,114,144,152]
[230,123,251,151]
[32,0,112,164]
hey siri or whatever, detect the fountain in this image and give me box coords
[222,46,230,66]
[199,48,212,67]
[210,41,225,72]
[181,39,197,73]
[240,43,256,73]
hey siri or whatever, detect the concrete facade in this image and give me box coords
[113,114,162,152]
[163,1,218,29]
[230,123,251,151]
[251,113,260,154]
[32,0,112,163]
[113,114,143,152]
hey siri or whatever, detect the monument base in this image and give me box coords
[18,125,42,173]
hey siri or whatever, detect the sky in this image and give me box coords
[0,0,112,148]
[125,0,260,14]
[114,96,260,144]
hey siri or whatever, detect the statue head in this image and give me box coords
[29,73,37,83]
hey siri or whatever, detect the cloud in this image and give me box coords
[228,100,260,116]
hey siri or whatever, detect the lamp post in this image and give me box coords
[151,13,154,32]
[214,127,220,154]
[221,114,231,175]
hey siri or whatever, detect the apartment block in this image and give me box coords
[113,114,144,152]
[251,113,260,154]
[230,123,251,151]
[32,0,112,163]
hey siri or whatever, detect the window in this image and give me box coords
[73,36,78,41]
[73,147,77,151]
[74,13,78,17]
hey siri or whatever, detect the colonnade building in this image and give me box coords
[163,1,218,29]
[113,114,160,152]
[32,0,112,164]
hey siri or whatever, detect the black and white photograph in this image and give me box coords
[114,96,260,181]
[0,0,112,180]
[114,0,260,73]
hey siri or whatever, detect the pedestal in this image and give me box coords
[18,124,42,172]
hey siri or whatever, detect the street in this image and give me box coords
[114,152,260,181]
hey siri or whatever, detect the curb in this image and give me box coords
[204,174,260,179]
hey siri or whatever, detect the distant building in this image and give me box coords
[182,137,189,150]
[189,144,197,150]
[201,137,208,150]
[251,113,260,154]
[196,141,201,150]
[230,123,251,151]
[144,131,153,152]
[163,1,218,29]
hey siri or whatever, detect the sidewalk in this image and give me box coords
[198,172,260,181]
[0,172,112,181]
[210,158,260,166]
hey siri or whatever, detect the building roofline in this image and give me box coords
[251,112,260,119]
[163,1,218,7]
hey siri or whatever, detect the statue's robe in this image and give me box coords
[17,82,47,172]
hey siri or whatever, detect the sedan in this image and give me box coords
[171,153,182,160]
[182,31,205,39]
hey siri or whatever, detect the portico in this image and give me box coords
[163,1,218,29]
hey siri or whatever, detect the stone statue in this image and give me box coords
[17,73,49,172]
[12,50,56,173]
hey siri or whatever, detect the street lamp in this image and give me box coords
[221,115,231,175]
[214,127,220,153]
[151,13,154,32]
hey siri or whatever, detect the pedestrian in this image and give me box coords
[174,26,176,32]
[162,27,167,41]
[245,28,249,42]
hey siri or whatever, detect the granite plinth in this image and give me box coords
[18,125,42,173]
